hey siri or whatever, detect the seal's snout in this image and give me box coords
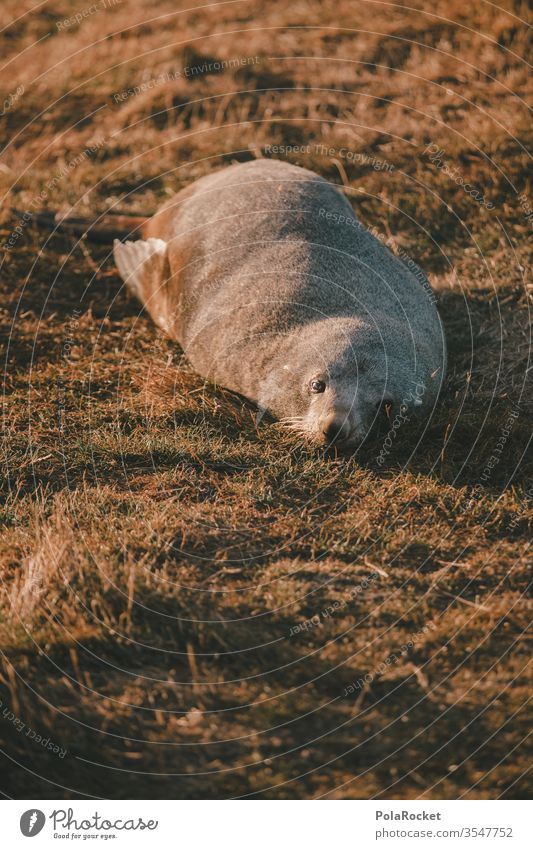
[319,412,351,445]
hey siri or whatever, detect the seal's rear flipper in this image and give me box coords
[113,238,168,297]
[113,238,174,335]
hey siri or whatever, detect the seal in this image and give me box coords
[113,159,446,447]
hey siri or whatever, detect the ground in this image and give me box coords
[0,0,531,799]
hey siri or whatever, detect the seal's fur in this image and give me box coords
[114,160,446,446]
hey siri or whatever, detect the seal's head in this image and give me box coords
[296,358,426,449]
[258,318,432,449]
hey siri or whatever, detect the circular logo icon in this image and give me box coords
[20,810,46,837]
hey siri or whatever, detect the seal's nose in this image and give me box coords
[320,413,350,444]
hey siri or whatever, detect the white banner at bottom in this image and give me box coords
[2,799,530,848]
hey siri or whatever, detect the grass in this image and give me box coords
[0,0,531,799]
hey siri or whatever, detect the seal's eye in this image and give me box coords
[310,379,326,394]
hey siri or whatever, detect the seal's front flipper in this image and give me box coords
[113,238,168,300]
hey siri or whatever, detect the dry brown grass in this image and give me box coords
[0,0,531,799]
